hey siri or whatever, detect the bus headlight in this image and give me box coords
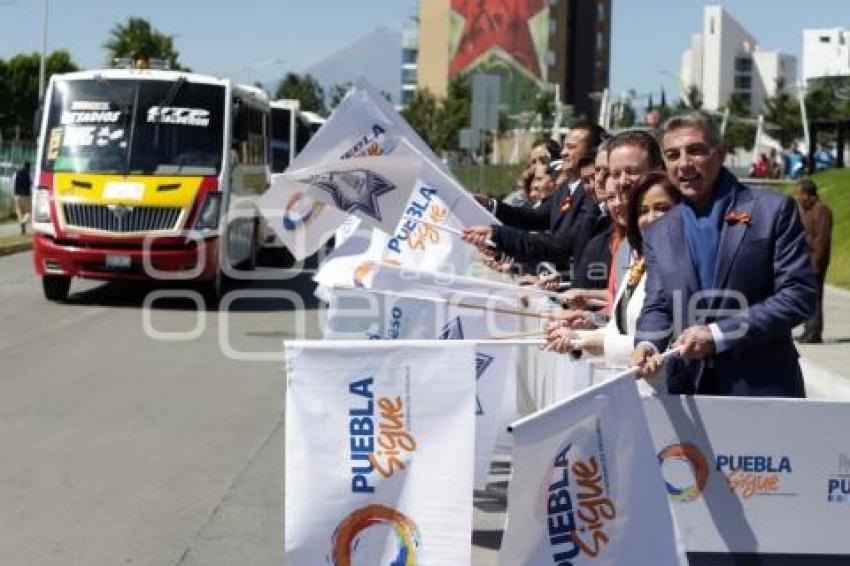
[194,192,222,231]
[33,187,52,223]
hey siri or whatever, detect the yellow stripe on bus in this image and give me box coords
[53,173,203,208]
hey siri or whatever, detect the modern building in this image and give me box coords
[802,28,850,82]
[680,5,796,115]
[417,0,610,120]
[400,23,419,107]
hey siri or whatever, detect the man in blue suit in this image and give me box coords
[631,111,816,397]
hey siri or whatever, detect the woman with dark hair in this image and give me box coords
[547,171,681,372]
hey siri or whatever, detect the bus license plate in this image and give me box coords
[105,255,131,269]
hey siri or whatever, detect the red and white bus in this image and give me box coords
[32,65,271,302]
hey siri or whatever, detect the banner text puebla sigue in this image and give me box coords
[348,377,418,494]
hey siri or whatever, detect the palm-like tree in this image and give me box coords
[103,17,187,71]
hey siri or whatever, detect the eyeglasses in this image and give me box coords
[663,143,714,163]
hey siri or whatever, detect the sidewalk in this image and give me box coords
[797,285,850,398]
[0,219,24,236]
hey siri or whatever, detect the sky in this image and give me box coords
[1,0,848,104]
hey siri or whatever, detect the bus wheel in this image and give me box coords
[201,267,232,308]
[235,221,258,272]
[42,276,71,301]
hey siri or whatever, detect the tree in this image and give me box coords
[400,77,472,153]
[274,73,326,115]
[328,82,353,111]
[103,17,187,70]
[763,77,802,148]
[0,50,78,140]
[657,88,673,122]
[400,88,442,149]
[611,99,635,128]
[721,92,756,152]
[677,85,703,110]
[436,77,471,150]
[804,77,850,145]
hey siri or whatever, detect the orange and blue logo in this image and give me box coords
[658,443,710,503]
[353,261,379,288]
[330,504,421,566]
[282,190,325,231]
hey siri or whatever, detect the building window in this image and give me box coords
[401,90,415,106]
[734,56,753,73]
[598,2,605,21]
[734,75,752,90]
[402,48,417,65]
[547,51,556,66]
[401,68,417,85]
[820,35,831,43]
[549,20,557,35]
[710,17,715,34]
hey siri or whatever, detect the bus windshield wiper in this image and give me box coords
[152,76,187,151]
[123,82,141,177]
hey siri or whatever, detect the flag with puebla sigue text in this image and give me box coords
[499,372,686,566]
[284,340,476,565]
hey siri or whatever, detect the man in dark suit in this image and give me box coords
[632,111,816,397]
[462,124,605,275]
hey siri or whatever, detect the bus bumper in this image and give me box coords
[32,233,220,282]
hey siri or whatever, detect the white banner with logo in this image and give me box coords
[500,372,685,566]
[284,340,476,565]
[644,395,850,558]
[259,77,495,259]
[323,285,519,489]
[278,154,421,235]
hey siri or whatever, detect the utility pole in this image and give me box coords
[38,0,49,103]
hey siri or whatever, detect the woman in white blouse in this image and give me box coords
[547,171,681,368]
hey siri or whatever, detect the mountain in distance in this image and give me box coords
[305,26,402,106]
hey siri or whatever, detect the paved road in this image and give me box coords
[0,250,507,565]
[3,247,848,565]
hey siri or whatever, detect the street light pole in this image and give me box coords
[37,0,49,103]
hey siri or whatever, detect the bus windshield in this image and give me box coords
[42,77,225,176]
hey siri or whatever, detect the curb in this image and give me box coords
[826,284,850,299]
[0,240,32,257]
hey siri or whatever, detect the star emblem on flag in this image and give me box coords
[440,316,490,415]
[450,0,546,78]
[299,169,395,222]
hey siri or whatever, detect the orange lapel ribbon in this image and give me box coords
[724,211,753,226]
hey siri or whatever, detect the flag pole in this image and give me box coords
[507,347,682,432]
[402,215,497,248]
[331,285,554,320]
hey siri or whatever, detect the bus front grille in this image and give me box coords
[63,204,182,233]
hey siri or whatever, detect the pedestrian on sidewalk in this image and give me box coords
[795,178,833,344]
[13,161,32,235]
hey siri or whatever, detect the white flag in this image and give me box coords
[323,281,519,489]
[284,340,476,565]
[281,154,421,233]
[258,77,496,260]
[500,372,684,566]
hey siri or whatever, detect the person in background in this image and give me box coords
[13,161,32,235]
[503,140,552,207]
[748,153,769,178]
[547,171,681,373]
[795,178,833,344]
[463,124,605,275]
[568,142,613,290]
[528,161,560,208]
